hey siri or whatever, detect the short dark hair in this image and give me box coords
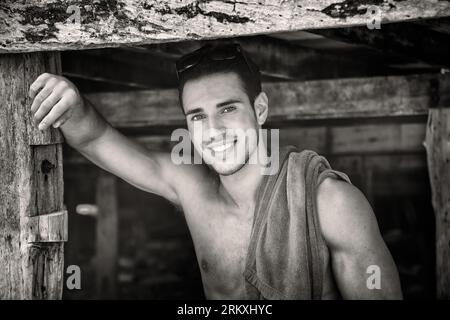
[176,44,262,114]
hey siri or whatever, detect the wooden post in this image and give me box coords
[95,171,118,299]
[424,75,450,299]
[0,52,67,299]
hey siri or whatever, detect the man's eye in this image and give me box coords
[191,114,206,121]
[221,106,236,114]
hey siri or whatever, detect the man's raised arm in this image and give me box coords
[29,73,184,205]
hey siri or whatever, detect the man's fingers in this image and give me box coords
[29,73,80,131]
[29,73,51,99]
[52,109,73,129]
[33,91,63,126]
[30,78,58,114]
[38,97,70,131]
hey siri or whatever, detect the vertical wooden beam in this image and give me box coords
[0,52,66,299]
[95,171,118,299]
[424,75,450,299]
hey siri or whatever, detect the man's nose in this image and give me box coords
[203,115,226,135]
[204,114,223,132]
[203,119,226,144]
[204,128,225,145]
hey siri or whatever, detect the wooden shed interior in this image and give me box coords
[0,0,449,300]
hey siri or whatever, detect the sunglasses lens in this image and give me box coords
[176,54,201,73]
[176,45,212,74]
[176,44,245,77]
[209,45,239,60]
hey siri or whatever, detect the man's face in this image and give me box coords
[182,72,260,176]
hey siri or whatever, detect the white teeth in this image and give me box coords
[209,141,234,153]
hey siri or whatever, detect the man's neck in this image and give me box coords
[218,142,269,214]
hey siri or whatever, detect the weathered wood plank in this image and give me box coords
[26,211,68,243]
[86,74,441,128]
[95,171,118,299]
[363,154,427,172]
[0,52,65,299]
[30,145,64,216]
[331,123,426,154]
[28,244,65,299]
[24,54,65,145]
[1,0,450,53]
[424,106,450,299]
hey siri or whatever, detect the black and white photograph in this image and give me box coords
[0,0,449,308]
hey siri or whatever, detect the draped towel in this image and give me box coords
[243,146,352,299]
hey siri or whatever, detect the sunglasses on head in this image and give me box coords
[175,43,255,80]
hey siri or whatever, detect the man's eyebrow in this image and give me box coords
[185,99,242,115]
[216,99,242,108]
[185,107,204,116]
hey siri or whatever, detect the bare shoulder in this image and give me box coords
[316,177,381,251]
[156,152,216,205]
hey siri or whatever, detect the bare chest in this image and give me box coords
[178,185,338,299]
[182,198,255,299]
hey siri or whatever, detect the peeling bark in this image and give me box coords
[1,0,450,53]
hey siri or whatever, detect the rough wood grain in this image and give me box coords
[31,145,64,216]
[26,211,68,243]
[0,52,65,299]
[424,100,450,299]
[28,244,65,299]
[86,74,441,128]
[1,0,450,53]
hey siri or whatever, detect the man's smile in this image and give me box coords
[207,139,237,154]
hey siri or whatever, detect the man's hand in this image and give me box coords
[29,73,84,131]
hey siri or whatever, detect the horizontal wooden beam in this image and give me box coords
[64,121,428,166]
[311,17,450,68]
[1,1,450,53]
[330,123,425,154]
[85,74,446,128]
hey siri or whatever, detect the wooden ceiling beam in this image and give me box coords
[310,18,450,68]
[143,35,394,81]
[62,35,396,90]
[83,74,448,128]
[1,0,450,53]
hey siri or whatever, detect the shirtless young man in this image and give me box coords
[28,44,402,299]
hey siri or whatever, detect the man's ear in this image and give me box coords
[253,91,268,125]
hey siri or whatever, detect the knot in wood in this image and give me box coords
[41,159,55,174]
